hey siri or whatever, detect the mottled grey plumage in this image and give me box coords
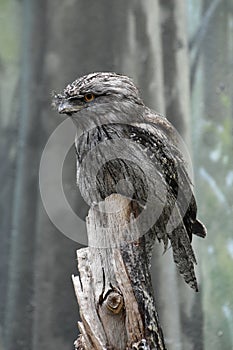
[53,72,206,291]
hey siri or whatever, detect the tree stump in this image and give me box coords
[72,194,166,350]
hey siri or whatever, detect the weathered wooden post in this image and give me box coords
[72,194,166,350]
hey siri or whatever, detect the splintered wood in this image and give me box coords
[72,194,166,350]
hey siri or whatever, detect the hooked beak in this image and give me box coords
[58,100,82,115]
[52,92,83,116]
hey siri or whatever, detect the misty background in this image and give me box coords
[0,0,233,349]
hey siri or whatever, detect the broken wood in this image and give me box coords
[72,194,166,350]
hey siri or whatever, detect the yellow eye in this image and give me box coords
[84,93,95,102]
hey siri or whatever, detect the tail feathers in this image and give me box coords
[193,219,207,238]
[170,224,198,292]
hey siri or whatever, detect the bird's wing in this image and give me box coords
[132,110,206,290]
[134,108,206,239]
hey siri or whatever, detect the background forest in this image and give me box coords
[0,0,233,349]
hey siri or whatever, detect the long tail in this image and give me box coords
[166,203,199,291]
[170,223,198,291]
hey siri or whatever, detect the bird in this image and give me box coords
[52,72,206,291]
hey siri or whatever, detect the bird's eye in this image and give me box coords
[84,93,95,102]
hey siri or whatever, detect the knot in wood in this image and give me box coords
[105,291,124,314]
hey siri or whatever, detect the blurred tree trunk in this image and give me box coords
[160,1,191,141]
[159,2,204,350]
[0,0,21,347]
[3,1,48,349]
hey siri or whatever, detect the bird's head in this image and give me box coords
[52,72,145,128]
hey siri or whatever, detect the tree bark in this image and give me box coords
[73,194,166,350]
